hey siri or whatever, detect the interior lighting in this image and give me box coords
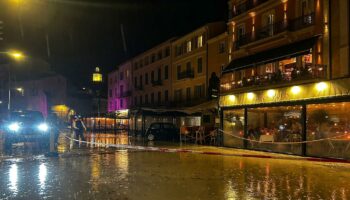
[316,82,328,92]
[267,89,276,98]
[291,86,301,95]
[247,92,255,100]
[229,95,236,101]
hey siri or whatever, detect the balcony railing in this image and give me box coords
[135,85,143,91]
[151,79,162,86]
[178,70,194,80]
[234,13,315,50]
[230,0,269,19]
[221,63,327,93]
[119,91,132,98]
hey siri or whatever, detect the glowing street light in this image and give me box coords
[9,51,24,60]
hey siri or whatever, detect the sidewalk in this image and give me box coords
[61,132,350,164]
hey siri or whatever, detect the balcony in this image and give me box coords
[151,79,162,86]
[221,63,327,94]
[135,85,143,91]
[178,70,194,80]
[234,13,315,50]
[229,0,269,19]
[119,91,132,98]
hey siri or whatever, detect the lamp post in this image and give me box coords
[92,67,103,117]
[0,51,25,112]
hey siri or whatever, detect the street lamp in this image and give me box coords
[0,50,25,112]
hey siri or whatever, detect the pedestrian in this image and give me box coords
[73,116,87,146]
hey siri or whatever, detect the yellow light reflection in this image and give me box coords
[316,82,328,92]
[247,92,255,100]
[267,89,276,98]
[228,95,236,101]
[291,86,301,95]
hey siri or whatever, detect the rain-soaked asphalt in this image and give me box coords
[0,134,350,200]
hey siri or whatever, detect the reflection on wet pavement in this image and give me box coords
[0,133,349,200]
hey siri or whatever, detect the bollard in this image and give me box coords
[45,130,59,157]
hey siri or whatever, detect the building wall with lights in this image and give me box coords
[220,0,350,160]
[108,61,132,112]
[171,22,226,106]
[131,39,173,108]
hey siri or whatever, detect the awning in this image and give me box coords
[223,36,319,73]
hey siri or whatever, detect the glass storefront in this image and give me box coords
[223,102,350,159]
[247,106,302,155]
[307,102,350,160]
[223,109,245,148]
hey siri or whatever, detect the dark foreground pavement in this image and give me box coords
[0,133,349,200]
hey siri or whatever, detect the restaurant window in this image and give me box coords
[157,91,161,103]
[145,56,149,65]
[186,87,191,101]
[186,41,192,53]
[219,42,226,54]
[247,106,303,155]
[177,65,181,80]
[151,71,155,82]
[164,65,169,80]
[194,84,204,99]
[197,35,203,48]
[142,74,146,85]
[151,54,156,63]
[186,62,191,72]
[197,58,203,74]
[120,99,123,108]
[134,97,137,105]
[174,89,182,102]
[120,85,124,95]
[306,102,350,160]
[151,93,155,104]
[145,94,149,104]
[158,68,161,80]
[126,70,130,78]
[300,0,314,16]
[165,47,170,57]
[236,24,245,41]
[164,90,169,101]
[158,50,163,60]
[223,109,245,148]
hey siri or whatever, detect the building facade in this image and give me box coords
[171,22,226,107]
[132,39,173,108]
[108,61,132,112]
[220,0,350,159]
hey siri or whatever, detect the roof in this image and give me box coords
[223,36,319,73]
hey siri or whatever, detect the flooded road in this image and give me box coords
[0,135,350,199]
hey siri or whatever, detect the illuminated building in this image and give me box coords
[220,0,350,160]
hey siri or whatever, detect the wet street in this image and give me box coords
[0,134,350,200]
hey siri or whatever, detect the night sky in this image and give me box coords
[0,0,227,88]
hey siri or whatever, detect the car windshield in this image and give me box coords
[163,123,175,129]
[10,111,44,123]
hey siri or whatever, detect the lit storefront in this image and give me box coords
[220,79,350,160]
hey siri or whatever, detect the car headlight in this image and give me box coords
[8,122,20,132]
[38,123,49,132]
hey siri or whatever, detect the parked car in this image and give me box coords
[2,111,50,149]
[145,122,179,142]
